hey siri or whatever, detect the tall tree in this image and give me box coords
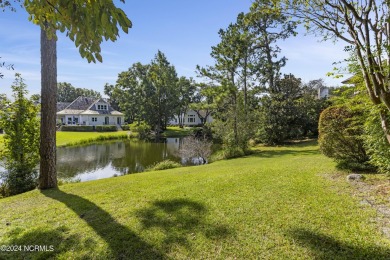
[39,26,57,188]
[246,1,296,92]
[198,7,294,149]
[110,51,180,133]
[0,74,40,195]
[145,51,179,132]
[265,0,390,143]
[107,62,149,123]
[197,16,248,148]
[23,1,132,189]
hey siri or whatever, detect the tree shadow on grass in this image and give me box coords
[42,189,165,260]
[289,228,390,260]
[1,226,82,260]
[135,198,233,253]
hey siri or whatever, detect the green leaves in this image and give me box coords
[108,51,180,131]
[0,74,40,195]
[24,0,132,63]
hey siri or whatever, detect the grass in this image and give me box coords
[161,126,197,137]
[0,131,133,152]
[0,127,191,151]
[56,131,133,147]
[146,159,182,171]
[0,141,389,259]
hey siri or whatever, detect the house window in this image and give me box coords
[187,115,195,123]
[97,104,107,110]
[92,117,97,122]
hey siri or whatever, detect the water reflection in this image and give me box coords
[56,138,188,182]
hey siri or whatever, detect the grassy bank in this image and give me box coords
[0,141,389,259]
[161,126,197,137]
[56,131,133,147]
[0,131,132,152]
[0,127,193,152]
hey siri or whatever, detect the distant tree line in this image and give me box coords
[104,2,330,158]
[57,82,101,102]
[31,83,102,103]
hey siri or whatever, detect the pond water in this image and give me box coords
[56,138,195,182]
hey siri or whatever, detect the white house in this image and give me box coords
[317,86,329,99]
[169,109,213,126]
[57,96,124,126]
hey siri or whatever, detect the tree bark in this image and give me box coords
[39,26,57,189]
[380,111,390,145]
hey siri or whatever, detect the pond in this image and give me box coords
[56,138,195,182]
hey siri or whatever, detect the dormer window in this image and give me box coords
[97,104,108,110]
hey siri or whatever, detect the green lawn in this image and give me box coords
[0,128,192,151]
[0,127,194,151]
[56,131,131,147]
[0,141,389,259]
[161,126,197,137]
[0,131,130,151]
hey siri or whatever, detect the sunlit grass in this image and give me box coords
[161,126,197,137]
[0,141,389,259]
[0,131,133,152]
[56,131,133,147]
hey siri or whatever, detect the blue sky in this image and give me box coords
[0,1,348,97]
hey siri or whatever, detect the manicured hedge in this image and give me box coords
[60,125,94,132]
[95,125,118,132]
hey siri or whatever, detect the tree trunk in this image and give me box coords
[380,111,390,145]
[39,26,57,189]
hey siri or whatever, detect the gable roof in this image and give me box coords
[57,96,123,116]
[57,102,71,112]
[66,96,97,110]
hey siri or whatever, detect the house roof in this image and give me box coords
[57,96,123,116]
[57,109,84,115]
[79,110,124,115]
[66,96,97,110]
[57,102,72,112]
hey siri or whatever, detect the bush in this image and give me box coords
[131,122,151,139]
[148,160,181,171]
[179,136,212,164]
[96,125,117,132]
[121,124,130,131]
[364,106,390,174]
[4,169,38,196]
[318,105,371,170]
[60,125,94,132]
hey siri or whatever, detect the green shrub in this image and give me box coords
[0,182,9,198]
[318,105,371,170]
[148,160,181,171]
[131,122,151,139]
[6,169,38,195]
[121,124,130,131]
[364,106,390,174]
[60,125,94,132]
[0,74,40,196]
[95,125,117,132]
